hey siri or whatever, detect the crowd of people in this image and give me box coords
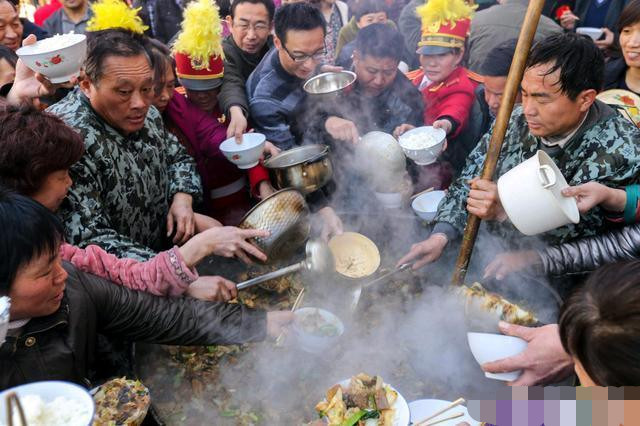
[1,0,640,405]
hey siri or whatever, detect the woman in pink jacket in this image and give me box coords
[0,105,269,301]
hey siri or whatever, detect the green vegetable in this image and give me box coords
[340,409,380,426]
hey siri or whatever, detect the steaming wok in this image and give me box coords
[328,232,380,280]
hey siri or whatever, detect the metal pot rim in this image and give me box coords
[263,145,330,170]
[303,70,357,95]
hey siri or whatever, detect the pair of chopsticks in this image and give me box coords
[414,398,466,426]
[410,187,434,200]
[275,288,305,346]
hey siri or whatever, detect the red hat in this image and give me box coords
[416,0,474,55]
[174,52,224,90]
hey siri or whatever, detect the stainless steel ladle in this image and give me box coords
[236,239,334,290]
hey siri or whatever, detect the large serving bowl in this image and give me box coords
[328,232,380,279]
[303,71,357,101]
[397,126,447,166]
[220,133,266,169]
[355,131,407,192]
[238,188,310,262]
[412,190,446,221]
[16,33,87,83]
[467,332,528,381]
[576,27,604,40]
[293,307,344,353]
[0,381,95,425]
[264,145,333,195]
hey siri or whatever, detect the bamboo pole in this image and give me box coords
[451,0,546,286]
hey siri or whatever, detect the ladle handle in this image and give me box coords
[236,262,304,290]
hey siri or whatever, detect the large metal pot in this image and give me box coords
[238,188,310,262]
[264,145,333,195]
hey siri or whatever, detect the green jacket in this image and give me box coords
[433,101,640,248]
[47,89,202,260]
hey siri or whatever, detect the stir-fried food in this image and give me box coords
[459,283,538,326]
[298,309,340,337]
[336,255,369,278]
[93,378,150,425]
[315,373,397,426]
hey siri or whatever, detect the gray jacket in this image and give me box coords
[539,224,640,276]
[467,0,562,73]
[42,7,91,36]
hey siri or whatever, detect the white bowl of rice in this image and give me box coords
[16,33,87,84]
[0,381,95,426]
[398,126,447,166]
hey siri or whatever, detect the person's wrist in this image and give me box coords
[178,232,210,267]
[605,188,627,212]
[431,232,448,248]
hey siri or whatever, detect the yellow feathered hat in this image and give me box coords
[85,0,148,34]
[416,0,475,55]
[172,0,224,91]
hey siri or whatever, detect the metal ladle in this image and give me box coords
[236,239,334,290]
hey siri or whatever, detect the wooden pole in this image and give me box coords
[451,0,546,286]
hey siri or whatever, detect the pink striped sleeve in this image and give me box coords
[60,243,198,296]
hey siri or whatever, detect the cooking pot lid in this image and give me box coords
[264,145,329,169]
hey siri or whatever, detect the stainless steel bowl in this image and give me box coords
[264,145,333,195]
[303,71,357,101]
[238,188,310,262]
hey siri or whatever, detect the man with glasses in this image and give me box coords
[220,0,275,141]
[246,2,326,150]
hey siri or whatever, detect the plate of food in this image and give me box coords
[293,307,344,353]
[92,377,150,426]
[313,373,410,425]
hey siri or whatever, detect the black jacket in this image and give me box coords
[134,0,184,44]
[539,223,640,275]
[219,35,273,116]
[0,263,266,390]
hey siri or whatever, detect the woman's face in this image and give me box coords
[185,87,220,114]
[153,65,176,113]
[31,170,72,212]
[419,51,463,84]
[620,22,640,69]
[0,57,15,87]
[9,249,68,320]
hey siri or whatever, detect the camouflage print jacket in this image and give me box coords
[433,100,640,248]
[47,89,202,261]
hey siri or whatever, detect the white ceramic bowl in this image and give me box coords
[293,307,344,353]
[409,399,480,425]
[220,133,266,169]
[374,191,404,209]
[398,126,446,166]
[0,381,95,425]
[576,27,604,40]
[467,332,528,381]
[16,34,87,84]
[411,190,446,221]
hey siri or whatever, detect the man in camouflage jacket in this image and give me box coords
[398,33,640,271]
[48,30,202,261]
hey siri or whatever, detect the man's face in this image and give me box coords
[186,87,220,114]
[227,2,272,55]
[353,52,398,97]
[521,63,595,138]
[620,22,640,69]
[356,12,387,29]
[274,27,325,80]
[484,75,507,117]
[32,170,73,212]
[61,0,86,11]
[9,249,68,320]
[0,2,22,51]
[81,54,154,135]
[419,51,463,84]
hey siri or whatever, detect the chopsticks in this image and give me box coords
[275,288,305,346]
[410,187,435,200]
[419,412,464,426]
[414,397,466,426]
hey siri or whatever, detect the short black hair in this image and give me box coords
[526,32,604,100]
[0,186,64,293]
[480,39,517,77]
[355,23,403,62]
[0,45,17,68]
[85,29,151,83]
[274,3,326,45]
[559,261,640,386]
[352,0,387,20]
[617,0,640,33]
[230,0,275,22]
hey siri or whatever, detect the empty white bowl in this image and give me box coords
[220,133,266,169]
[576,27,604,40]
[0,381,95,425]
[374,191,404,209]
[411,190,446,221]
[398,126,447,166]
[293,307,344,353]
[467,332,528,381]
[16,33,87,83]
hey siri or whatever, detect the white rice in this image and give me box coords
[27,33,79,54]
[400,132,439,150]
[3,395,92,426]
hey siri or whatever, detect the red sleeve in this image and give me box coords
[248,164,270,196]
[434,86,475,139]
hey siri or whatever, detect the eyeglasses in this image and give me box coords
[233,21,270,34]
[281,42,327,63]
